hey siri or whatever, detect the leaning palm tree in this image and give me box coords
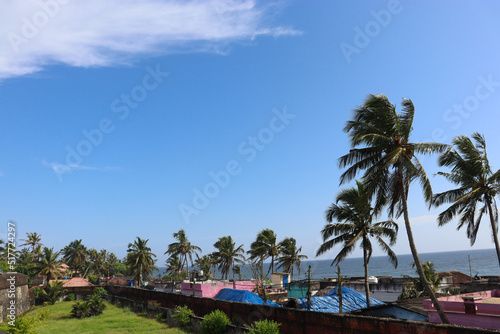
[316,180,398,307]
[126,237,157,287]
[165,229,201,274]
[248,229,281,275]
[213,236,245,280]
[36,247,62,281]
[276,237,308,281]
[338,94,449,323]
[433,133,500,266]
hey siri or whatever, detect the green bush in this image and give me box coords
[65,293,75,301]
[89,294,107,316]
[92,287,107,299]
[3,315,39,334]
[200,309,230,334]
[247,319,281,334]
[172,305,194,328]
[70,292,107,319]
[70,300,92,319]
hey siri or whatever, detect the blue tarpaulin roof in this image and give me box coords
[297,287,384,313]
[214,288,281,307]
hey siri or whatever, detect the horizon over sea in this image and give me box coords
[155,248,498,281]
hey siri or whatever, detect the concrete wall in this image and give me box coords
[107,286,493,334]
[0,273,30,322]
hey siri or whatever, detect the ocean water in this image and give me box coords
[156,248,498,281]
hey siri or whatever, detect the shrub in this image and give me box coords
[92,287,107,299]
[89,294,107,316]
[70,293,107,319]
[40,281,65,305]
[173,305,194,328]
[3,315,39,334]
[200,309,230,334]
[70,300,92,319]
[247,319,281,334]
[65,293,75,301]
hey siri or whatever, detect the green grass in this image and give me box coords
[3,301,189,334]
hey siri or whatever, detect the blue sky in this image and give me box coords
[1,1,500,267]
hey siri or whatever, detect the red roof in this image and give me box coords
[63,277,94,287]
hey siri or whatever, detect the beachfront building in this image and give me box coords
[424,290,500,330]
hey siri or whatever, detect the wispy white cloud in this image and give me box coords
[0,0,300,79]
[43,160,120,175]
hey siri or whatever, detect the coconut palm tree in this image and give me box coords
[20,232,43,259]
[316,180,398,306]
[62,239,88,277]
[213,236,245,280]
[165,229,201,274]
[35,247,62,281]
[248,229,280,275]
[194,255,212,279]
[338,94,449,322]
[433,133,500,266]
[126,237,157,287]
[276,237,308,281]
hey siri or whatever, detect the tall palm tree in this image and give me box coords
[213,236,245,280]
[62,239,87,277]
[126,237,157,287]
[36,247,62,281]
[338,94,449,323]
[433,133,500,266]
[248,229,280,274]
[165,229,201,274]
[20,232,43,259]
[316,180,398,306]
[276,237,308,282]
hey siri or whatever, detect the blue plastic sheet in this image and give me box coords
[214,288,281,307]
[297,287,384,313]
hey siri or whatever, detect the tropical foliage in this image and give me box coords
[338,94,449,322]
[317,180,398,306]
[165,229,201,274]
[433,133,500,266]
[213,236,245,280]
[276,237,307,281]
[126,237,157,287]
[398,261,443,300]
[248,229,280,274]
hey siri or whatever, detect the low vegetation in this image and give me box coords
[0,302,188,334]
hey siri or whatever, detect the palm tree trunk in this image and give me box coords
[402,192,449,323]
[486,198,500,267]
[363,242,371,307]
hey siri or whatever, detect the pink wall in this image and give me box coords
[180,280,256,298]
[424,290,500,330]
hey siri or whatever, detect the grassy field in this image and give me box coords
[1,301,189,334]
